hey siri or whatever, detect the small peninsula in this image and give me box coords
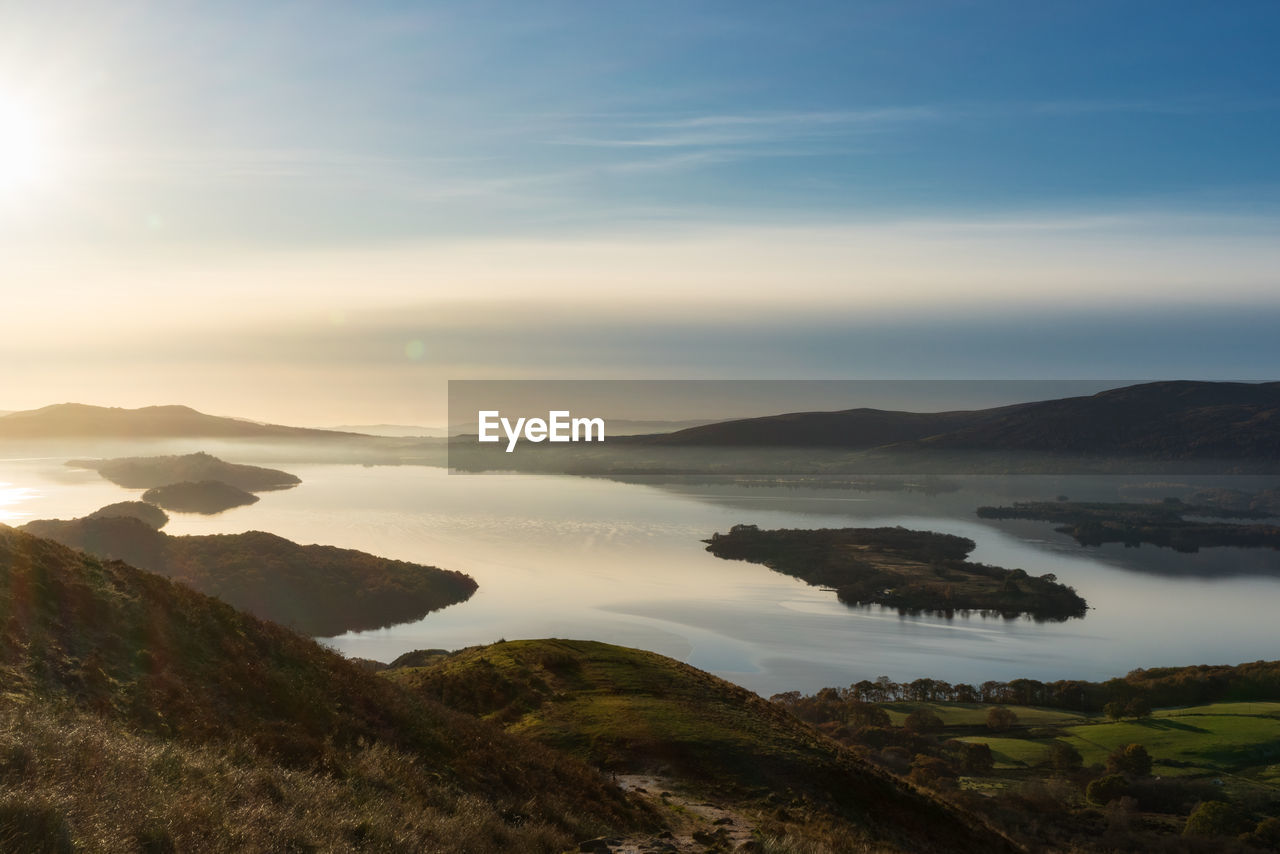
[141,480,260,514]
[19,510,477,636]
[706,524,1087,621]
[976,498,1280,553]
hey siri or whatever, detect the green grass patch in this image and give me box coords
[881,702,1088,728]
[1062,714,1280,775]
[1153,701,1280,719]
[954,736,1055,768]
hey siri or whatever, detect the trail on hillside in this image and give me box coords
[581,774,757,853]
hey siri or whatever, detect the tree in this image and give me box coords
[1106,743,1152,777]
[986,706,1018,732]
[848,701,890,729]
[1125,697,1151,719]
[1103,700,1126,721]
[903,708,944,734]
[1044,741,1083,772]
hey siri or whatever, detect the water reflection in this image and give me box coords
[1,459,1277,695]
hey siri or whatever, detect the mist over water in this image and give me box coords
[3,457,1278,696]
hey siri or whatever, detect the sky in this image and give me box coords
[1,1,1277,424]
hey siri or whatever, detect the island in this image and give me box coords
[976,497,1280,552]
[705,524,1087,621]
[140,480,260,514]
[68,451,301,490]
[19,510,477,636]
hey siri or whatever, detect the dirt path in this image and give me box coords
[575,774,758,853]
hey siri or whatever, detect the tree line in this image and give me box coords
[771,659,1280,713]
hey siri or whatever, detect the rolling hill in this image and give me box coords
[0,525,646,851]
[630,381,1280,461]
[388,638,1018,853]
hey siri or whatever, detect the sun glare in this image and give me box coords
[0,93,55,198]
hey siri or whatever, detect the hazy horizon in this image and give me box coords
[2,2,1277,422]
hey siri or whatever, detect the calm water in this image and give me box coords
[2,457,1279,696]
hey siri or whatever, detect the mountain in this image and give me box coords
[389,638,1018,853]
[0,525,645,851]
[0,403,364,439]
[447,418,719,437]
[638,407,994,448]
[329,423,448,437]
[632,381,1280,461]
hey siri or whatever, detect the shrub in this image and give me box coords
[1085,774,1129,805]
[1183,800,1246,837]
[1243,816,1280,848]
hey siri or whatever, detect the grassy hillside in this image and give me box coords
[0,525,647,851]
[388,638,1018,853]
[777,688,1280,851]
[18,514,475,636]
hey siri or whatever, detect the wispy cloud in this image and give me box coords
[552,107,941,149]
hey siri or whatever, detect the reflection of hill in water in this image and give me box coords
[635,475,1280,580]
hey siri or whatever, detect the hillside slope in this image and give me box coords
[0,525,645,851]
[388,638,1019,854]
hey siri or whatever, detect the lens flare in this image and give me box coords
[0,93,56,198]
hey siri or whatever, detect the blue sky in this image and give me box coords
[1,1,1278,422]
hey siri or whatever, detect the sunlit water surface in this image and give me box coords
[2,458,1278,696]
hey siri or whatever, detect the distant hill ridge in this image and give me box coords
[0,403,364,439]
[631,381,1280,460]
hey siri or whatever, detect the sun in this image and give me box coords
[0,94,54,198]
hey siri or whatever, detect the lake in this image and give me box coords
[2,456,1278,696]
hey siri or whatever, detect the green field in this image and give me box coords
[1063,714,1280,775]
[881,702,1088,728]
[937,701,1280,779]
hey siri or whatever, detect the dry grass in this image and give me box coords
[0,699,582,852]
